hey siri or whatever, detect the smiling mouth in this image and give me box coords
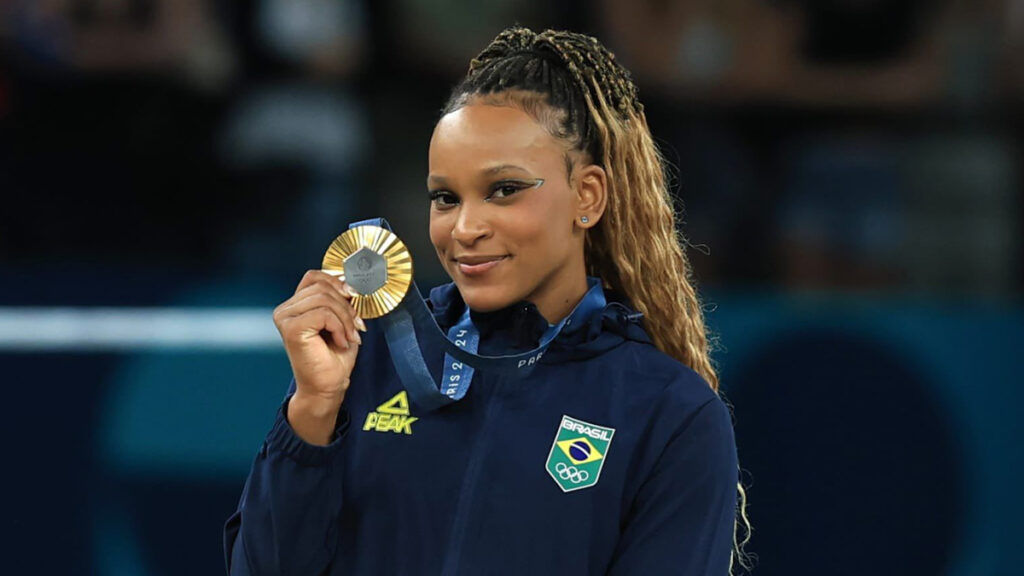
[454,255,508,277]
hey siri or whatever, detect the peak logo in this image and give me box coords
[362,391,418,435]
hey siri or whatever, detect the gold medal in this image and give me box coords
[321,225,413,319]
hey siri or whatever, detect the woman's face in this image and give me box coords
[428,102,589,319]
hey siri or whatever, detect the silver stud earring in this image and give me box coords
[580,216,589,224]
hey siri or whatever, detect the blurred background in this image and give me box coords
[0,0,1021,574]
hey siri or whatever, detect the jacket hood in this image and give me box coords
[426,282,652,364]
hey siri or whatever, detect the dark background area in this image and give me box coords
[1,0,1021,574]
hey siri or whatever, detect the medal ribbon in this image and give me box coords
[439,309,479,401]
[350,218,606,411]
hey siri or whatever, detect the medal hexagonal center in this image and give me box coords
[344,247,388,295]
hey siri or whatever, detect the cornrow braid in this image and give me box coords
[444,27,752,574]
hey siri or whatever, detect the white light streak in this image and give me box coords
[0,308,280,351]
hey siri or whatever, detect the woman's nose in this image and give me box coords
[451,203,491,246]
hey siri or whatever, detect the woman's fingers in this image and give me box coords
[274,287,363,347]
[276,305,352,351]
[278,292,362,346]
[291,270,367,330]
[296,269,333,292]
[276,306,351,351]
[296,269,359,300]
[316,306,354,351]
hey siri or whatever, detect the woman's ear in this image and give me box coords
[575,164,607,229]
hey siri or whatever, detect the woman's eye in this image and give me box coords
[429,190,459,208]
[490,181,528,200]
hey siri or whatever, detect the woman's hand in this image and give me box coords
[273,270,367,444]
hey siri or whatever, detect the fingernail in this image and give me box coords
[351,329,362,345]
[355,317,367,332]
[345,285,359,298]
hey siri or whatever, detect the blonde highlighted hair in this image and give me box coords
[445,26,752,573]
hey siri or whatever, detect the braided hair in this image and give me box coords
[443,27,752,574]
[445,27,715,391]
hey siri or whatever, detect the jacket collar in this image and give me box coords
[426,281,651,363]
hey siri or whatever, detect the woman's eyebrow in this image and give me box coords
[427,174,449,187]
[484,164,530,175]
[428,165,531,187]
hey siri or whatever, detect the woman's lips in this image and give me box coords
[456,256,507,277]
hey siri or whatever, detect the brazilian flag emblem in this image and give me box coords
[545,415,615,492]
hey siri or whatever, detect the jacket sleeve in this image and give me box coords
[223,391,350,576]
[606,395,739,576]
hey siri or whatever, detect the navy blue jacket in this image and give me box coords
[224,283,738,575]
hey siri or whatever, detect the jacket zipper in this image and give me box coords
[439,377,503,576]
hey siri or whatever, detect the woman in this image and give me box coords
[225,27,749,575]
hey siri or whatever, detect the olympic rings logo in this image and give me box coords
[555,462,590,484]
